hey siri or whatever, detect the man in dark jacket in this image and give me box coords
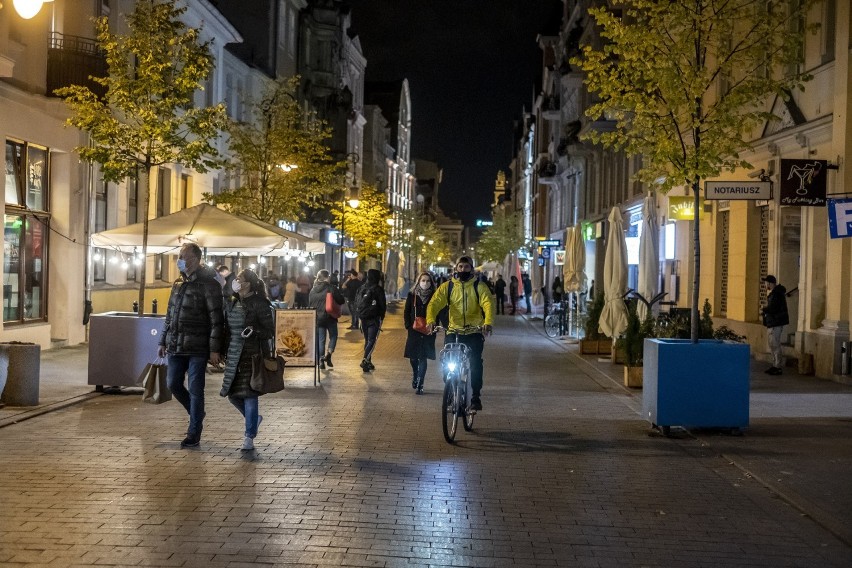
[494,275,507,315]
[158,243,225,447]
[761,274,789,375]
[357,269,387,372]
[341,269,364,329]
[308,269,345,370]
[522,273,533,314]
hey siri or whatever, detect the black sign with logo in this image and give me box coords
[779,159,827,207]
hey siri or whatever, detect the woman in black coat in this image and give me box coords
[403,271,437,394]
[220,269,275,452]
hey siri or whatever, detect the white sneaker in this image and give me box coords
[240,436,254,451]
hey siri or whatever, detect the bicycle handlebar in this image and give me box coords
[432,324,487,336]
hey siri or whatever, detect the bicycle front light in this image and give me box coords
[445,361,457,372]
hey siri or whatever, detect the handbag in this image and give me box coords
[412,299,430,334]
[250,351,286,394]
[140,358,172,404]
[325,291,342,319]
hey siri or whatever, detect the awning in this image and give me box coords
[91,203,324,256]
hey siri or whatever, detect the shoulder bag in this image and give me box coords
[325,291,342,319]
[412,298,430,334]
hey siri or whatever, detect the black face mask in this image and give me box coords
[455,270,473,282]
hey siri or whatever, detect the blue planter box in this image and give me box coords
[642,338,750,429]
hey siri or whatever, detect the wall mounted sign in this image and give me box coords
[554,250,566,266]
[779,159,827,206]
[828,198,852,239]
[536,239,561,247]
[668,196,705,220]
[705,181,772,200]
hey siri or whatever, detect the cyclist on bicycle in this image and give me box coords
[426,256,493,411]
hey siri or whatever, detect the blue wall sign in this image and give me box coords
[828,198,852,239]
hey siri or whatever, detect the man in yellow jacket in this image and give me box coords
[426,256,493,410]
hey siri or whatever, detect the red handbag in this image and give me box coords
[325,291,342,319]
[412,300,429,334]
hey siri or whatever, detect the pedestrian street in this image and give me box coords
[0,309,849,567]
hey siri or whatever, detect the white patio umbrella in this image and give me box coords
[561,225,586,340]
[637,192,660,321]
[599,206,629,339]
[563,224,586,293]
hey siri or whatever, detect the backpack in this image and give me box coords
[355,285,380,319]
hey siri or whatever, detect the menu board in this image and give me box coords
[274,309,316,367]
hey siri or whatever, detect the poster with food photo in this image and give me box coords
[274,309,316,367]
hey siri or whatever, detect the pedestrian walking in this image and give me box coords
[309,269,345,370]
[158,243,225,448]
[522,273,533,314]
[356,268,387,372]
[403,272,437,394]
[509,275,519,315]
[341,269,364,329]
[219,269,275,451]
[761,274,789,375]
[295,272,311,308]
[283,276,297,308]
[494,274,507,315]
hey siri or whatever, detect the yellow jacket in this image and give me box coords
[426,277,493,332]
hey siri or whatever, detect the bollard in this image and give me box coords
[152,299,158,314]
[132,301,139,313]
[0,342,40,406]
[842,341,850,375]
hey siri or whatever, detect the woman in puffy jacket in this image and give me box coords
[220,269,275,452]
[403,272,437,394]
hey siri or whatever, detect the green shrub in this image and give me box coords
[623,299,656,366]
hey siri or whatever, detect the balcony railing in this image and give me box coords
[46,32,107,99]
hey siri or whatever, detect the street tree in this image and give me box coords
[205,76,340,224]
[475,209,529,263]
[332,184,391,262]
[57,0,226,315]
[573,0,816,341]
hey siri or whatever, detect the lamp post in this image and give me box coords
[339,153,360,276]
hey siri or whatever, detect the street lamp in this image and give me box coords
[9,0,53,19]
[339,153,360,276]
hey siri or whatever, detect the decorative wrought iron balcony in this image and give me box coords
[46,32,107,99]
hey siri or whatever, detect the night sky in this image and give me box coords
[349,1,563,226]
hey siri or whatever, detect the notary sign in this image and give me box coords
[704,181,771,200]
[779,159,827,206]
[828,198,852,239]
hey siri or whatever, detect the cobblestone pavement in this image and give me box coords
[1,306,851,567]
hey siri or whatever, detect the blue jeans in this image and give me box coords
[228,396,260,438]
[317,320,339,356]
[166,354,208,436]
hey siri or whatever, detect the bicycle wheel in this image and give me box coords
[442,379,459,443]
[544,314,560,337]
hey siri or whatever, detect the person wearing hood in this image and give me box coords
[219,269,275,451]
[356,269,387,372]
[761,274,789,375]
[403,271,438,394]
[425,256,493,411]
[309,269,345,370]
[158,243,225,448]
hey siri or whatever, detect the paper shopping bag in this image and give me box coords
[140,360,171,404]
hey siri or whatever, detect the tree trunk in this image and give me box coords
[690,178,701,343]
[136,163,154,316]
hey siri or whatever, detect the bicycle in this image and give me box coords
[435,325,482,443]
[544,299,568,338]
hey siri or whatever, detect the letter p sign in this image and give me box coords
[828,198,852,239]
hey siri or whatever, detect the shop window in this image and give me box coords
[5,140,49,324]
[93,248,106,282]
[4,215,48,323]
